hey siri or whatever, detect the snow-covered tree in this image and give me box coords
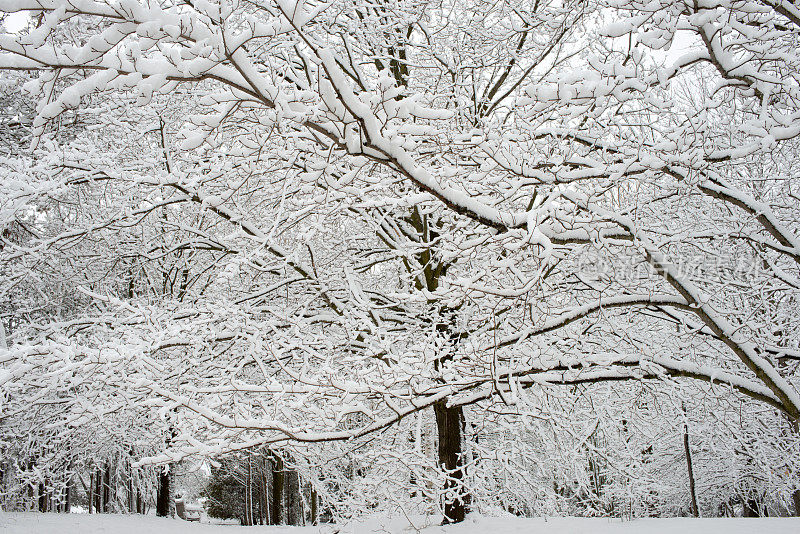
[1,0,800,521]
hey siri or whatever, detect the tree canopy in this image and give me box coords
[1,0,799,521]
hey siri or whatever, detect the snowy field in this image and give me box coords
[1,513,799,534]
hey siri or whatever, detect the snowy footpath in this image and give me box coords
[1,513,799,534]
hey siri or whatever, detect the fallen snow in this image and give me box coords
[1,513,798,534]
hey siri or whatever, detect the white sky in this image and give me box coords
[653,30,702,65]
[3,12,30,34]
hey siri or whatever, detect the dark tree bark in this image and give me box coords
[310,485,318,525]
[243,456,252,526]
[286,468,301,525]
[682,409,699,517]
[87,472,93,514]
[158,420,177,517]
[434,400,467,524]
[94,469,103,513]
[91,471,96,513]
[128,465,135,513]
[102,463,111,513]
[401,203,472,525]
[791,489,800,518]
[156,467,170,517]
[261,458,269,524]
[136,485,145,515]
[790,421,800,516]
[64,477,71,513]
[38,481,47,512]
[271,454,284,525]
[241,455,253,527]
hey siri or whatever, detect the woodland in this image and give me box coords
[0,0,799,526]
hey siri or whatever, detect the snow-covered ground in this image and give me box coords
[1,513,799,534]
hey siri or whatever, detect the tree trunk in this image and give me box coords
[156,467,170,517]
[103,463,111,513]
[271,454,284,525]
[38,481,47,512]
[683,413,699,517]
[791,489,800,518]
[790,420,800,516]
[311,485,318,525]
[87,472,93,514]
[245,456,253,526]
[434,400,467,524]
[286,468,301,525]
[128,464,134,513]
[64,474,71,513]
[95,469,103,513]
[262,458,270,524]
[136,485,144,515]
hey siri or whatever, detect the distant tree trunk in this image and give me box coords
[257,469,264,525]
[792,489,800,518]
[87,472,93,514]
[94,469,103,513]
[271,454,284,525]
[244,456,253,526]
[91,471,96,513]
[158,421,177,517]
[310,485,318,525]
[682,408,699,517]
[128,464,134,513]
[61,472,71,513]
[434,400,467,524]
[286,468,301,525]
[261,458,270,524]
[136,484,145,515]
[38,481,47,512]
[790,420,800,517]
[156,467,170,517]
[170,464,177,517]
[103,463,111,513]
[65,477,71,513]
